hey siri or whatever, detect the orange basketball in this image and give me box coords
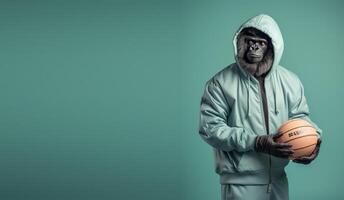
[275,118,319,160]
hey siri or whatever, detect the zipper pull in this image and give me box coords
[267,183,272,193]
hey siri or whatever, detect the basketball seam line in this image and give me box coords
[275,125,315,139]
[293,143,317,151]
[283,134,318,143]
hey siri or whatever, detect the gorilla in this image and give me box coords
[236,27,274,77]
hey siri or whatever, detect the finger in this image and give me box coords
[292,159,302,163]
[312,148,320,159]
[293,156,311,161]
[307,147,319,159]
[311,147,319,156]
[295,156,311,161]
[276,146,294,152]
[277,148,295,155]
[294,154,315,163]
[272,132,283,139]
[273,142,292,148]
[274,150,294,158]
[294,158,311,164]
[293,159,311,164]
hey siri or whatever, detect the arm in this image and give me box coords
[198,78,294,158]
[198,79,257,152]
[289,78,323,164]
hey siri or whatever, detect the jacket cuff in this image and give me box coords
[245,130,258,151]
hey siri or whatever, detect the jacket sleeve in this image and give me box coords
[288,78,323,137]
[198,79,257,152]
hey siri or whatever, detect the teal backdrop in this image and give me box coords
[0,0,343,199]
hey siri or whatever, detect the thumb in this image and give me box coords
[272,132,283,141]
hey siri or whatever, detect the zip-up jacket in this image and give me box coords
[198,14,322,184]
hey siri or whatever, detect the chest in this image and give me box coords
[223,77,290,134]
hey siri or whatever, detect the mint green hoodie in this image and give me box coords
[198,14,322,184]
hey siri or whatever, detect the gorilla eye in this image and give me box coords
[261,41,266,46]
[247,39,254,44]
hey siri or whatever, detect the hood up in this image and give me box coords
[233,14,284,118]
[233,14,284,79]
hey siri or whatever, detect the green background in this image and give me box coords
[0,0,342,199]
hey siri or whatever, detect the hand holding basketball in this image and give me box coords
[293,138,322,164]
[255,133,294,158]
[275,118,320,160]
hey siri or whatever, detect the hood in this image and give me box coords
[233,14,284,78]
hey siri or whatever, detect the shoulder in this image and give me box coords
[276,65,302,83]
[206,63,240,86]
[276,65,303,88]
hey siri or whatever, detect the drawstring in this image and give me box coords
[246,77,251,118]
[271,78,279,115]
[245,75,279,118]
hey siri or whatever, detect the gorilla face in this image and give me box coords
[245,36,268,63]
[236,27,274,77]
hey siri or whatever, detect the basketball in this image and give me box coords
[275,118,319,160]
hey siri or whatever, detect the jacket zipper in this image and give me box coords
[255,77,272,193]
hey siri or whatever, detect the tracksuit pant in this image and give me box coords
[221,174,289,200]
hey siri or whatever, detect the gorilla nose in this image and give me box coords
[250,44,259,50]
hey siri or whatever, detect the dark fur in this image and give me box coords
[236,27,274,77]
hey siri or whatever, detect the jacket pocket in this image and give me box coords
[215,150,243,173]
[226,151,243,170]
[237,151,270,172]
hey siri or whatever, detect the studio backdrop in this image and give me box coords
[0,0,343,200]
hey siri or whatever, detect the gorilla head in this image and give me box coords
[236,27,274,77]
